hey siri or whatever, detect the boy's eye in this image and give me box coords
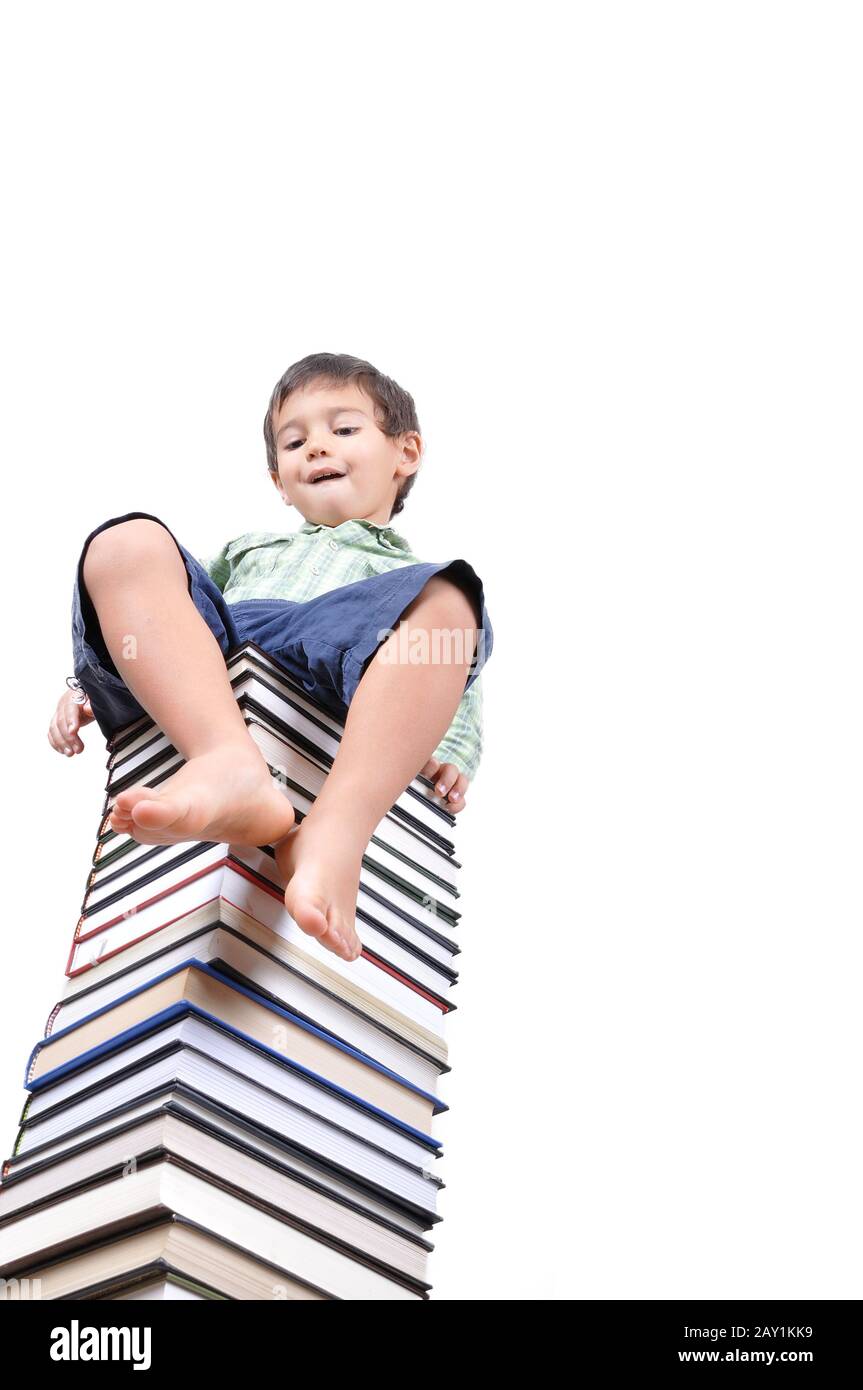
[283,426,358,451]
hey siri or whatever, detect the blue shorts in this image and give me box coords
[70,511,494,744]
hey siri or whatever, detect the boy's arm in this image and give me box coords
[428,672,484,783]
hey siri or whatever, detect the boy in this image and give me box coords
[48,353,494,966]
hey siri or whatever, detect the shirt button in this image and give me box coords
[312,565,320,575]
[328,540,338,550]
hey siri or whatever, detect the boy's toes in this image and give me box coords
[334,923,362,960]
[110,786,188,834]
[285,887,331,944]
[128,792,190,831]
[324,924,361,961]
[284,885,360,960]
[112,786,150,814]
[111,786,170,830]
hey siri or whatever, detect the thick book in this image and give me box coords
[0,1157,429,1299]
[5,1087,441,1226]
[67,855,457,1021]
[25,960,446,1135]
[0,1106,433,1281]
[16,1015,442,1184]
[0,1221,328,1299]
[49,918,449,1088]
[78,839,459,993]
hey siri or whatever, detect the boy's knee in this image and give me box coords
[83,517,178,586]
[420,574,481,630]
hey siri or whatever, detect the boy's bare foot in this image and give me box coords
[108,742,296,848]
[273,816,365,963]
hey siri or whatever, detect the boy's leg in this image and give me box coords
[83,519,295,848]
[274,574,479,961]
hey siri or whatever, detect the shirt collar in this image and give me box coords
[298,517,412,552]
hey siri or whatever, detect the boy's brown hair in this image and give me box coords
[263,353,422,520]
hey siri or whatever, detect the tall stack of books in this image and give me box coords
[0,640,463,1300]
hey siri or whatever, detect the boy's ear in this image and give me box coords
[270,470,291,506]
[396,429,423,480]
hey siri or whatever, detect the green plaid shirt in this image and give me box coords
[200,517,485,780]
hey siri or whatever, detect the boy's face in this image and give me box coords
[270,381,421,528]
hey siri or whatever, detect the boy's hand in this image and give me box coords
[420,756,470,814]
[48,687,95,756]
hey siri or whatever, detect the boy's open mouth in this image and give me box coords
[308,470,346,484]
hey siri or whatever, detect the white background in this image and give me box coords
[1,2,860,1299]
